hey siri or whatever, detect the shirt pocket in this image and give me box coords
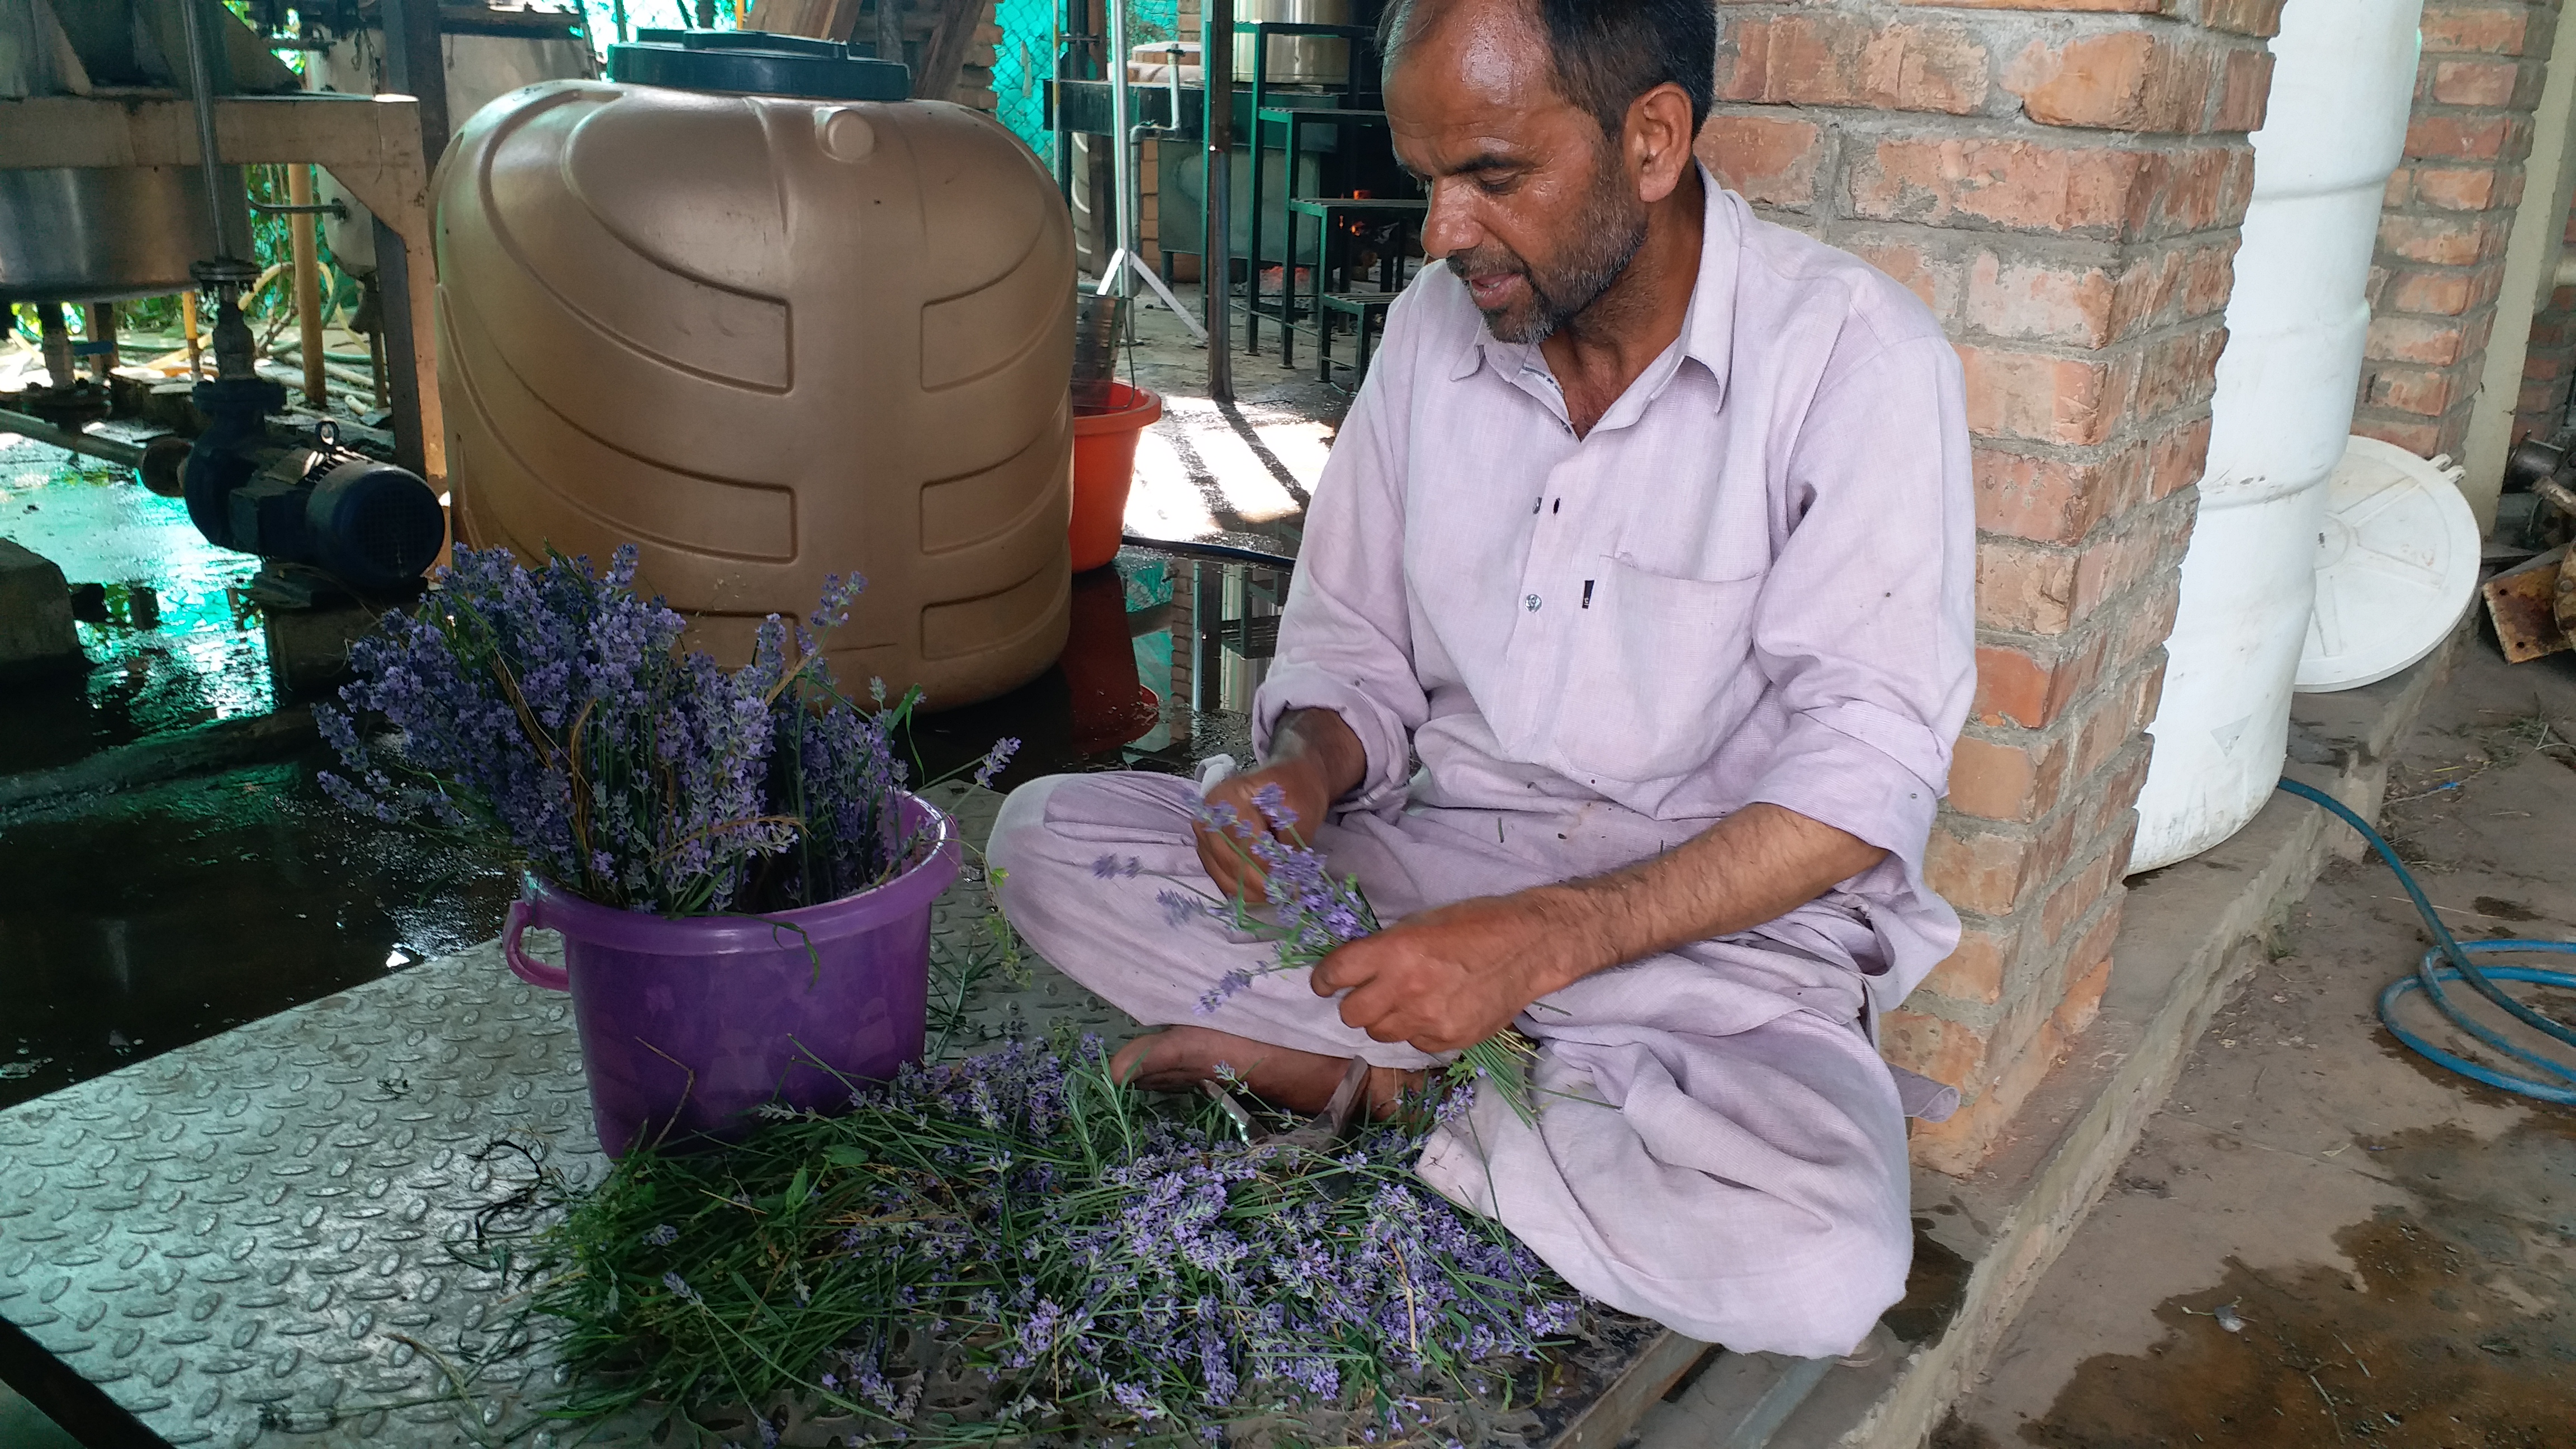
[1551,557,1765,783]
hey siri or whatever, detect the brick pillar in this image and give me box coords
[2355,0,2563,457]
[1697,0,2279,1173]
[2513,195,2576,443]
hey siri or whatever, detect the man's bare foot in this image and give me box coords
[1110,1026,1423,1117]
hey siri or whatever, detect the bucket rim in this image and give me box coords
[518,792,961,952]
[1072,382,1163,432]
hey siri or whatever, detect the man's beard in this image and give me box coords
[1448,158,1649,345]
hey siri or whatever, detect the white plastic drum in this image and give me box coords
[2128,0,2425,875]
[2297,437,2482,691]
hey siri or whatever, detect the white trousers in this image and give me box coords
[987,771,1912,1357]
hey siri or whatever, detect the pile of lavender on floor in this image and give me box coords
[529,1035,1584,1445]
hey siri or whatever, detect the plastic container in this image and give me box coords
[435,36,1076,710]
[1060,564,1163,753]
[1073,291,1126,413]
[502,794,961,1157]
[2298,437,2481,692]
[2127,0,2423,874]
[1071,382,1162,572]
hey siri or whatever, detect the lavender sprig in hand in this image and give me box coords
[1143,785,1544,1128]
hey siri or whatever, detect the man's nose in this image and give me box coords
[1419,179,1479,261]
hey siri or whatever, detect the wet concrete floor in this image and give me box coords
[0,751,519,1113]
[1948,638,2576,1449]
[1100,278,1349,561]
[0,434,272,773]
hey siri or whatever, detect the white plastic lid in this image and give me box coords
[2296,435,2482,692]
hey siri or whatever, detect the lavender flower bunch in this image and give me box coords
[320,545,1016,915]
[1154,785,1543,1128]
[531,1035,1586,1439]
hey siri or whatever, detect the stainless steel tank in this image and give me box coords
[1232,0,1354,86]
[0,165,252,303]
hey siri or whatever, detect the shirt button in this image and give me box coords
[1524,594,1542,612]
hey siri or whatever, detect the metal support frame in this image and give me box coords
[372,0,447,480]
[0,94,444,486]
[1097,0,1205,342]
[1240,21,1380,361]
[378,0,451,181]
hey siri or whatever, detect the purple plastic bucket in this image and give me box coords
[503,794,961,1157]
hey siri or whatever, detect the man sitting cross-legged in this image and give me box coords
[988,0,1973,1358]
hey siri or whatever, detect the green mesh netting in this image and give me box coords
[991,0,1057,165]
[996,0,1182,172]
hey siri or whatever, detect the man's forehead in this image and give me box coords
[1383,0,1575,160]
[1385,0,1556,107]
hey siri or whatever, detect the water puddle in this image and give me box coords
[0,756,514,1111]
[1987,1119,2576,1448]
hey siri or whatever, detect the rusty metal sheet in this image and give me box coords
[2483,545,2570,663]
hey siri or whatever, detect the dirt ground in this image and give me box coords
[1947,634,2576,1449]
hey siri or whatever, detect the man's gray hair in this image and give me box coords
[1376,0,1717,138]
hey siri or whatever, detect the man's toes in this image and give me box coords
[1109,1033,1165,1087]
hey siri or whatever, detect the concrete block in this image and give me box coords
[0,538,83,678]
[263,603,378,699]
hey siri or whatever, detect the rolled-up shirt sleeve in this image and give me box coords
[1742,332,1976,867]
[1252,297,1430,815]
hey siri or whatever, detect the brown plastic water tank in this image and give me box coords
[434,36,1074,707]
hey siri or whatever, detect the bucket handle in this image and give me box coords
[503,898,571,992]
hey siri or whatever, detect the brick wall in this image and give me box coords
[2513,195,2576,444]
[1696,0,2280,1173]
[2354,0,2563,458]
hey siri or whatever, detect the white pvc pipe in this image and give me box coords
[2128,0,2425,873]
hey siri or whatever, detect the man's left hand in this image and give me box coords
[1310,894,1566,1054]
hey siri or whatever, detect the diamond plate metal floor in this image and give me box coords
[0,784,1692,1448]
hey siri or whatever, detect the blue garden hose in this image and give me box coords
[2276,777,2576,1105]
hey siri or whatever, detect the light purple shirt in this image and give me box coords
[1252,172,1978,1014]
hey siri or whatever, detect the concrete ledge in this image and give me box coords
[1632,629,2465,1449]
[1849,631,2463,1448]
[0,707,318,810]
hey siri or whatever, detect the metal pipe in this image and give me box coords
[0,409,147,470]
[380,0,451,179]
[1107,0,1133,307]
[1202,0,1233,401]
[82,302,117,379]
[1119,532,1294,571]
[287,164,327,406]
[175,0,235,262]
[179,290,202,376]
[36,302,73,385]
[248,198,347,218]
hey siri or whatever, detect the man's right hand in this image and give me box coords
[1194,758,1337,903]
[1191,707,1368,903]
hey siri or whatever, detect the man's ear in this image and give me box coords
[1626,82,1696,205]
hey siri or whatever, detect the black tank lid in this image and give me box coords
[607,29,910,101]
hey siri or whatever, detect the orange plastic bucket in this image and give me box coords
[1069,382,1162,573]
